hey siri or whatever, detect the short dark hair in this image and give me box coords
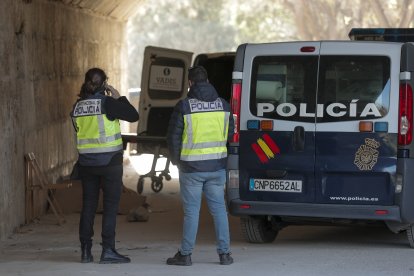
[188,66,208,83]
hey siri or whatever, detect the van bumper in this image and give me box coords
[229,199,401,222]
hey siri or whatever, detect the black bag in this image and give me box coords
[70,161,80,180]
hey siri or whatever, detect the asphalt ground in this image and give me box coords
[1,155,413,276]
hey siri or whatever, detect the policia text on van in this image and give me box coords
[226,28,414,248]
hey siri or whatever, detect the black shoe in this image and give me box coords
[99,248,131,264]
[166,251,192,266]
[219,253,233,265]
[81,243,93,263]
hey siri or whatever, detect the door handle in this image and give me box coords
[293,126,305,152]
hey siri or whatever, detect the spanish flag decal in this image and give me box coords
[251,134,280,163]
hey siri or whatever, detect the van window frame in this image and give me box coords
[250,55,319,123]
[249,55,391,123]
[316,55,391,123]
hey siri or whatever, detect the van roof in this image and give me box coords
[349,28,414,42]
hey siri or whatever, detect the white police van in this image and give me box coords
[227,28,414,247]
[123,46,234,193]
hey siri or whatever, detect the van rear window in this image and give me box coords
[250,56,318,123]
[250,55,390,122]
[317,56,390,122]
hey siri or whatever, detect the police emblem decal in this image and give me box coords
[354,138,380,171]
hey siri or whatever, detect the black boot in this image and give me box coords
[219,252,233,265]
[166,251,192,266]
[99,248,131,264]
[81,243,93,263]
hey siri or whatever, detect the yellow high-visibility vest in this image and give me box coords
[72,97,123,154]
[180,98,230,161]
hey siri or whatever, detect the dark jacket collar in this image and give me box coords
[188,82,219,102]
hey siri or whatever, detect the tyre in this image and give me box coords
[406,224,414,248]
[240,216,278,243]
[137,177,144,194]
[151,178,163,193]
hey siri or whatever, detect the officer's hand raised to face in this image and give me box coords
[105,83,120,99]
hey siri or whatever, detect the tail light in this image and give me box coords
[228,170,239,188]
[231,82,242,143]
[300,46,316,52]
[398,83,413,145]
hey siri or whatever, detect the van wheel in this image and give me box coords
[240,216,278,243]
[406,224,414,248]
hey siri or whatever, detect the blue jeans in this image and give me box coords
[179,169,231,255]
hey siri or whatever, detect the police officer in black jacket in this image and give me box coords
[71,68,138,264]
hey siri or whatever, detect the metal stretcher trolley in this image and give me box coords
[122,134,172,194]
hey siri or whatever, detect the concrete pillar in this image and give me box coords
[0,0,131,240]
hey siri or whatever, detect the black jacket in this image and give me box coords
[105,96,139,122]
[166,82,234,173]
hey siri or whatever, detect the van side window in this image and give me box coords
[317,56,391,122]
[250,56,318,123]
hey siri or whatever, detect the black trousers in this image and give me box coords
[79,164,123,249]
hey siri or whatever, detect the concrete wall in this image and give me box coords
[0,0,131,240]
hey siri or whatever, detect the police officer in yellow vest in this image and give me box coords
[71,68,138,264]
[166,66,235,266]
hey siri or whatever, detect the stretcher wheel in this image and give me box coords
[151,179,163,193]
[137,177,144,194]
[164,174,172,181]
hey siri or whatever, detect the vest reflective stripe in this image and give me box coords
[77,132,122,145]
[182,141,227,149]
[180,151,228,161]
[78,144,123,154]
[180,108,230,162]
[98,114,106,139]
[222,112,229,137]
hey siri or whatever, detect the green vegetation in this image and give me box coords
[127,0,414,87]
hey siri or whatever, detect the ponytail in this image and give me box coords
[78,68,108,99]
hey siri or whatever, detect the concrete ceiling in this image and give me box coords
[59,0,145,21]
